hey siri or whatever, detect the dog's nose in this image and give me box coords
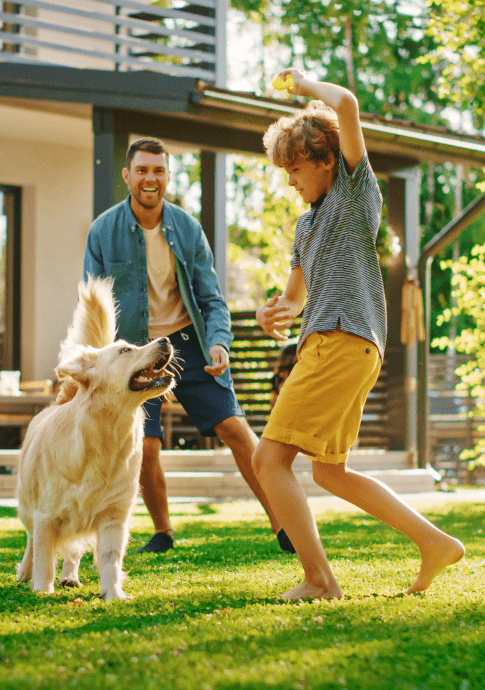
[155,337,172,353]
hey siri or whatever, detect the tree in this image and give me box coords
[226,155,304,308]
[417,0,485,130]
[231,0,454,126]
[417,0,485,346]
[420,163,485,348]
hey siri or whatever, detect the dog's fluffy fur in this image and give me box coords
[17,276,175,600]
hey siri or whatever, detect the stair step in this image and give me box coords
[0,448,434,500]
[164,468,436,499]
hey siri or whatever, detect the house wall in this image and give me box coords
[0,105,93,380]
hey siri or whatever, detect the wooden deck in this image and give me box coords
[2,333,478,500]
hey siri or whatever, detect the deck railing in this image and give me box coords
[0,0,225,83]
[428,353,484,483]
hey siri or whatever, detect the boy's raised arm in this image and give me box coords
[276,69,366,173]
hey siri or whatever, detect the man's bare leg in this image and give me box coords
[214,416,282,535]
[252,437,343,600]
[138,436,174,548]
[312,462,465,593]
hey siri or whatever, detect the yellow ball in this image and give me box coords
[271,73,295,92]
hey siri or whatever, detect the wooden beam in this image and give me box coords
[0,63,197,113]
[386,176,408,451]
[110,108,265,155]
[92,107,127,218]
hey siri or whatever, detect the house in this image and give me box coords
[1,0,485,465]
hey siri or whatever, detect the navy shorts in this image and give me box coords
[143,324,244,439]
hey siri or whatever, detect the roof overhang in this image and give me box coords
[0,63,198,113]
[0,63,484,173]
[193,86,485,171]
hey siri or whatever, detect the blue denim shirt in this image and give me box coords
[84,196,233,388]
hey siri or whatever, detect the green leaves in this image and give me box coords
[231,0,452,125]
[433,244,485,467]
[227,155,303,307]
[419,0,485,128]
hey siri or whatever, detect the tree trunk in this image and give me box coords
[344,19,356,94]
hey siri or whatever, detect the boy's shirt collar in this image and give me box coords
[310,166,340,221]
[311,191,327,211]
[310,191,328,225]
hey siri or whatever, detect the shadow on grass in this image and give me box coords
[128,503,484,574]
[1,586,484,689]
[1,503,484,689]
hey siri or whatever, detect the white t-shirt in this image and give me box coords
[141,222,192,338]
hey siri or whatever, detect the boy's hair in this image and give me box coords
[263,100,340,167]
[126,137,168,168]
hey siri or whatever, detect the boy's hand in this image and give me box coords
[256,295,294,341]
[273,70,366,171]
[204,344,229,377]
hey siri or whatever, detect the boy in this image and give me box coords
[253,69,465,600]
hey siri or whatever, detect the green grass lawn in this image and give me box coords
[0,496,484,690]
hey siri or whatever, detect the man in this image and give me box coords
[84,137,294,554]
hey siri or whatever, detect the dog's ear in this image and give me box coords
[56,346,99,385]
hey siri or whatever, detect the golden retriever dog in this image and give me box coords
[16,276,175,600]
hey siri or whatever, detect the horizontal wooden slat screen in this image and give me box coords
[0,0,222,81]
[229,311,390,449]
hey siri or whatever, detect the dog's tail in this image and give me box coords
[55,276,118,404]
[64,275,118,351]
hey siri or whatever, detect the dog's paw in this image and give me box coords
[16,570,32,583]
[60,577,81,588]
[32,583,55,594]
[101,587,126,602]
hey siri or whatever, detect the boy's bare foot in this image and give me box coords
[281,578,343,600]
[405,535,465,594]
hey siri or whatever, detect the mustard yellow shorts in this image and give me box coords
[262,328,381,464]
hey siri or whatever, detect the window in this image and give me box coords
[0,185,21,370]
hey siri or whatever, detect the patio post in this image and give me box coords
[200,150,227,296]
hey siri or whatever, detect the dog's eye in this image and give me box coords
[120,347,132,354]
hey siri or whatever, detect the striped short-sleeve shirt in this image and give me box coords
[291,150,387,360]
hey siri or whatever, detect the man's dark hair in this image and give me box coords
[126,138,168,169]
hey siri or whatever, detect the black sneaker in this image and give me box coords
[277,529,296,554]
[137,532,174,554]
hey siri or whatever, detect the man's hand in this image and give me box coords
[256,295,294,341]
[204,344,229,377]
